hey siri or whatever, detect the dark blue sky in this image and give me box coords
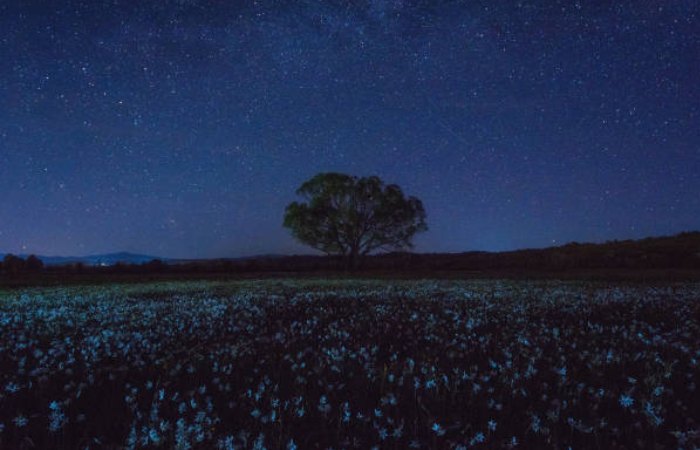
[1,0,698,258]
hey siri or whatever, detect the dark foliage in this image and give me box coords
[25,255,44,272]
[2,254,26,276]
[283,173,427,269]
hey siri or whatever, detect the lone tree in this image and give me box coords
[283,173,427,269]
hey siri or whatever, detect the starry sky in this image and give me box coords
[1,0,699,259]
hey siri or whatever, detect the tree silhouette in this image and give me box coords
[25,254,44,272]
[283,173,427,269]
[2,254,25,276]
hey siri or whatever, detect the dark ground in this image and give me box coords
[2,268,700,290]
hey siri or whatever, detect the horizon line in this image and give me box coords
[2,229,698,261]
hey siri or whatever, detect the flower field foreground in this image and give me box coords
[0,280,699,449]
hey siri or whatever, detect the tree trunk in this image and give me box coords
[345,249,362,271]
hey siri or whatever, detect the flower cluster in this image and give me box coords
[0,280,698,448]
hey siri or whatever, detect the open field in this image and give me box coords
[2,268,700,290]
[1,279,699,449]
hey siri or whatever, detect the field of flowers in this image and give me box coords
[0,279,699,449]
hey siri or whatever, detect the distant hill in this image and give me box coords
[192,231,700,272]
[0,252,168,266]
[394,231,700,272]
[0,251,292,267]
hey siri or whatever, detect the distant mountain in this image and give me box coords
[0,252,291,267]
[0,252,167,266]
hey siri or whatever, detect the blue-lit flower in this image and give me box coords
[619,394,634,408]
[432,422,446,436]
[13,415,28,428]
[148,428,160,444]
[471,431,485,444]
[488,419,497,431]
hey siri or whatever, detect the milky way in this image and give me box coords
[1,1,698,258]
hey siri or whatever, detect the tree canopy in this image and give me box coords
[283,173,427,268]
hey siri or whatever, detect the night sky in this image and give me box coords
[1,1,698,259]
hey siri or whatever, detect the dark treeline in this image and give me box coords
[2,232,699,281]
[1,254,45,275]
